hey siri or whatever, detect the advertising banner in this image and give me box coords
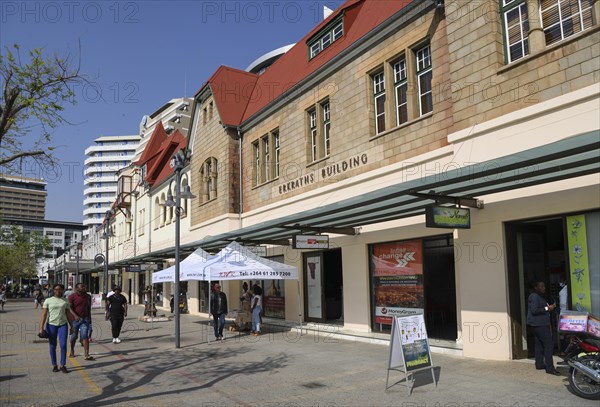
[371,240,424,325]
[566,215,592,312]
[264,279,285,318]
[559,311,588,332]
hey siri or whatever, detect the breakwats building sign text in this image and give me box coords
[278,154,368,195]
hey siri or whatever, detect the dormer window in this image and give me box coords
[308,18,344,60]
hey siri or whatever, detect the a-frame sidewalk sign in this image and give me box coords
[385,314,437,395]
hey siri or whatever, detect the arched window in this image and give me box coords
[200,157,218,204]
[154,197,161,230]
[160,192,167,226]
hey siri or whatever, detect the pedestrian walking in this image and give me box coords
[34,289,44,309]
[105,286,127,343]
[0,285,6,311]
[38,284,76,373]
[69,283,94,360]
[210,283,228,341]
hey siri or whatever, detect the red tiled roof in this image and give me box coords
[240,0,413,122]
[195,66,258,127]
[134,121,187,186]
[193,0,413,128]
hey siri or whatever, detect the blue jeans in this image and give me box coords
[47,323,68,366]
[252,306,262,333]
[71,318,91,341]
[213,313,225,338]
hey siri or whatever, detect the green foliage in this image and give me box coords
[0,43,85,170]
[0,224,51,280]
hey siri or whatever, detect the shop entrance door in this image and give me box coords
[506,219,566,359]
[303,249,343,323]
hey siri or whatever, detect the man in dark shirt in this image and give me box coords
[210,283,228,341]
[106,286,127,344]
[69,283,94,360]
[527,281,560,375]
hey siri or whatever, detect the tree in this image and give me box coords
[0,43,86,170]
[0,224,51,281]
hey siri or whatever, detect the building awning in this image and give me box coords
[112,130,599,264]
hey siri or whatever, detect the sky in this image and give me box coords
[1,0,344,222]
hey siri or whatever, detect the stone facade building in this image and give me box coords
[103,0,599,360]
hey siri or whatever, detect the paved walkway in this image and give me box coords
[0,301,595,407]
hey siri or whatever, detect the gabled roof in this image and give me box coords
[192,0,415,128]
[240,0,413,122]
[195,66,258,127]
[134,121,187,187]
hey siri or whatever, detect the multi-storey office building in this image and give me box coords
[105,0,599,360]
[83,135,140,236]
[0,175,47,220]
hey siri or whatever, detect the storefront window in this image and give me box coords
[370,239,424,331]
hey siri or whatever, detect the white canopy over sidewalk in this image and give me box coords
[151,247,214,283]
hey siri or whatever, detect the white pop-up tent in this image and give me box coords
[151,241,301,343]
[202,241,300,343]
[151,247,214,284]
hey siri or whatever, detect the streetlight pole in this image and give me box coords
[102,210,114,299]
[164,149,195,349]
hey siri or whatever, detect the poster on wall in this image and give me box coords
[264,279,285,318]
[371,240,424,326]
[306,254,322,319]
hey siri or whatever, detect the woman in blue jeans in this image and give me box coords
[39,284,76,373]
[251,285,263,336]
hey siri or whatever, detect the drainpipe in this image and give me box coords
[238,129,243,229]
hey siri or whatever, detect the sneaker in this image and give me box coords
[115,338,121,344]
[112,338,116,343]
[60,366,68,374]
[52,366,59,372]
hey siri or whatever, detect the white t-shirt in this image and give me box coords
[559,284,568,311]
[252,294,262,308]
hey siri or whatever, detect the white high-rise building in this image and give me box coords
[83,135,140,236]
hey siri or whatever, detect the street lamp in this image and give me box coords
[101,210,115,299]
[163,149,195,348]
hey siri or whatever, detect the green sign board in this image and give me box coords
[425,205,471,229]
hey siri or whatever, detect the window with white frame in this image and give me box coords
[307,99,331,162]
[502,0,530,63]
[253,129,280,186]
[416,45,433,116]
[541,0,593,46]
[373,72,386,134]
[309,109,318,161]
[262,135,270,182]
[394,58,408,126]
[154,198,160,230]
[274,131,280,179]
[308,19,344,59]
[322,102,331,156]
[139,208,145,236]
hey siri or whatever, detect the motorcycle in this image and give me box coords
[563,333,600,400]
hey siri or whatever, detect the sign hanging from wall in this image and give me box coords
[425,205,471,229]
[293,234,329,249]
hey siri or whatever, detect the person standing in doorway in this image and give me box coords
[106,286,127,343]
[38,284,76,373]
[210,283,228,341]
[69,283,94,360]
[251,285,263,336]
[527,281,560,376]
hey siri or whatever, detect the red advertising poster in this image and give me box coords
[371,240,424,325]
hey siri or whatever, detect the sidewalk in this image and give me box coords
[0,301,594,407]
